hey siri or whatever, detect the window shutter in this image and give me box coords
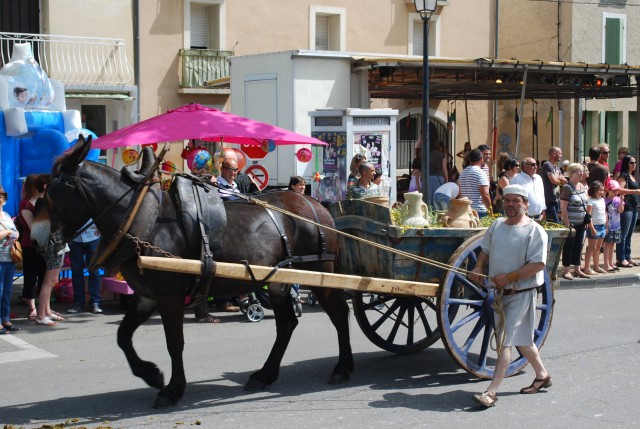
[413,20,424,56]
[605,17,621,65]
[316,15,328,50]
[191,5,209,49]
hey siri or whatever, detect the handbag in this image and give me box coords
[0,219,21,263]
[10,240,22,263]
[567,183,591,225]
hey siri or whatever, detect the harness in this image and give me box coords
[241,192,334,283]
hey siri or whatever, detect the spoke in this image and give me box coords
[386,305,407,344]
[450,308,482,333]
[451,273,486,297]
[536,302,549,312]
[461,316,486,354]
[370,300,401,331]
[477,318,493,367]
[424,298,438,311]
[406,305,415,345]
[447,298,484,307]
[417,303,435,337]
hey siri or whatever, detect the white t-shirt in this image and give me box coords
[587,197,607,226]
[434,182,459,199]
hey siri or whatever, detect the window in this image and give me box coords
[409,13,440,56]
[603,13,626,65]
[309,6,346,51]
[185,0,225,50]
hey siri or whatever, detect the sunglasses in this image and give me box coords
[602,151,610,154]
[630,161,637,165]
[0,192,6,199]
[223,166,239,172]
[524,163,537,167]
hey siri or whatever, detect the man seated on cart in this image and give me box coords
[346,162,379,199]
[469,184,552,408]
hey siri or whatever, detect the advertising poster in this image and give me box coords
[355,134,382,168]
[312,131,347,203]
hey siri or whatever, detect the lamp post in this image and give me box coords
[414,0,438,205]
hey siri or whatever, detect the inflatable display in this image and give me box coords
[0,43,98,215]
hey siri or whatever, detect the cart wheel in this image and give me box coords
[246,304,265,322]
[352,292,441,354]
[437,231,554,379]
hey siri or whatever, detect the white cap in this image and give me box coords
[503,184,528,197]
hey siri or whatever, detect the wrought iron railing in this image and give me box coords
[0,32,133,90]
[179,48,233,88]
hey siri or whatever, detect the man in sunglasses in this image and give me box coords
[510,157,546,220]
[217,159,242,201]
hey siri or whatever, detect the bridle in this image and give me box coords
[47,146,168,269]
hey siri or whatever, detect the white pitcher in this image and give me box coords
[402,191,430,228]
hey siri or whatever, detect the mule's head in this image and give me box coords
[32,135,95,251]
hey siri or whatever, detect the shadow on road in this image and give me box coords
[1,348,486,426]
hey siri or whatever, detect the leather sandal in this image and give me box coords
[473,391,497,407]
[520,375,552,394]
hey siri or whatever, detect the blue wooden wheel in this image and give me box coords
[437,231,554,379]
[352,292,441,354]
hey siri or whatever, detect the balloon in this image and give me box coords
[122,148,139,165]
[0,43,54,109]
[142,143,158,152]
[296,148,312,163]
[187,148,213,172]
[232,148,247,170]
[180,146,193,159]
[162,160,177,173]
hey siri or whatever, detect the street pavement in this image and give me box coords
[1,234,639,428]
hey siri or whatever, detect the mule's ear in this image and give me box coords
[137,146,156,177]
[56,134,93,174]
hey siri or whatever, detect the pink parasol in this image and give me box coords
[92,103,326,149]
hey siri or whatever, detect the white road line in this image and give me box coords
[0,334,57,364]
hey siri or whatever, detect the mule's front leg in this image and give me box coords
[117,295,164,390]
[314,288,353,384]
[245,284,298,391]
[154,295,187,408]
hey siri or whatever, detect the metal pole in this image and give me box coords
[515,66,528,158]
[421,17,432,205]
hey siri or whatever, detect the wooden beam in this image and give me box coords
[138,256,439,297]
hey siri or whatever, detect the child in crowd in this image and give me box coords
[603,180,624,272]
[583,181,608,275]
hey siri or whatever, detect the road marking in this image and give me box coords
[0,334,57,364]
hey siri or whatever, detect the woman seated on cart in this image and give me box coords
[347,162,380,199]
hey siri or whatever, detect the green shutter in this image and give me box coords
[605,18,622,65]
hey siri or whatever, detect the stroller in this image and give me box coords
[238,284,303,322]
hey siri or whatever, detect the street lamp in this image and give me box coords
[413,0,437,205]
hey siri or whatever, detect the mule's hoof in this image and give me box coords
[328,371,350,385]
[244,378,271,391]
[153,391,179,409]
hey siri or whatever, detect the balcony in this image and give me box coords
[0,32,133,91]
[179,48,232,91]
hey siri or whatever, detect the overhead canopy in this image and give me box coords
[356,56,640,100]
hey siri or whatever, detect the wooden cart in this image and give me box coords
[329,199,569,379]
[139,199,569,380]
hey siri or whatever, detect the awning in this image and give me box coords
[356,56,640,100]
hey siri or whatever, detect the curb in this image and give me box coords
[558,273,640,289]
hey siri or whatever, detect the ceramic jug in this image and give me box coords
[402,191,430,228]
[440,197,479,228]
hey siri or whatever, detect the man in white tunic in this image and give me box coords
[469,184,552,407]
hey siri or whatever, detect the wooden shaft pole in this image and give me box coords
[138,256,439,297]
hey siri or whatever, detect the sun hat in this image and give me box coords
[503,184,528,197]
